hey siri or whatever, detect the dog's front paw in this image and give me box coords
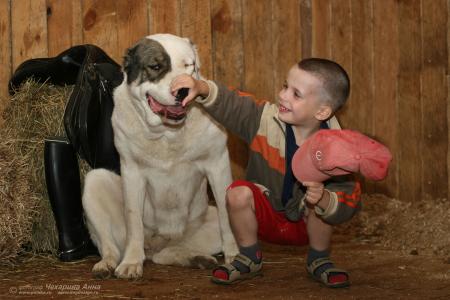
[190,255,218,269]
[222,240,239,264]
[224,252,239,264]
[92,256,119,279]
[114,262,143,279]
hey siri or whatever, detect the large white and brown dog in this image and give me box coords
[82,34,237,279]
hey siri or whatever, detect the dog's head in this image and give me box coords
[123,34,201,126]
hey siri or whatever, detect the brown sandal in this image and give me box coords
[306,257,350,288]
[211,254,263,285]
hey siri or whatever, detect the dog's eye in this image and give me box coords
[148,64,161,71]
[185,63,194,68]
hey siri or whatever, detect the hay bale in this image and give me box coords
[0,143,36,266]
[0,80,75,265]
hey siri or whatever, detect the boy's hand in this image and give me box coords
[302,181,328,206]
[170,74,210,107]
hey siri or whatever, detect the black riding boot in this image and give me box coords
[44,137,98,261]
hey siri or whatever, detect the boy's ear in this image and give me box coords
[315,105,333,121]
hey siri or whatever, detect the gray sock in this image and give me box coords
[231,243,262,273]
[307,247,333,276]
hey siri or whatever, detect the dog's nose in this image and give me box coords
[175,88,189,103]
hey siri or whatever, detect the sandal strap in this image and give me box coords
[234,254,252,266]
[308,257,333,274]
[213,254,262,275]
[307,258,349,287]
[321,267,348,276]
[234,254,262,273]
[212,254,262,283]
[214,262,239,276]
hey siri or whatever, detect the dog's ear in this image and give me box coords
[123,43,140,84]
[185,38,201,77]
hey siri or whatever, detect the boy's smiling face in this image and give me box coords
[278,65,330,127]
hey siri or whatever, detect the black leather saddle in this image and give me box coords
[9,45,123,173]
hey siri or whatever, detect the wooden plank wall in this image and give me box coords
[0,0,448,203]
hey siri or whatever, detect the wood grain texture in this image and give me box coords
[448,74,450,202]
[330,0,352,129]
[448,0,450,202]
[421,0,448,200]
[181,0,213,78]
[350,0,375,192]
[242,0,273,101]
[272,0,302,99]
[116,0,148,59]
[211,0,247,180]
[149,0,181,35]
[300,0,312,59]
[0,0,11,109]
[47,0,83,56]
[311,0,330,58]
[11,0,48,70]
[373,0,399,197]
[82,0,118,60]
[397,0,422,203]
[350,0,373,135]
[72,0,83,46]
[211,0,243,87]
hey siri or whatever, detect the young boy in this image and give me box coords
[170,58,361,288]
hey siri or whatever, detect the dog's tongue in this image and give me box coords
[147,95,186,119]
[166,104,185,115]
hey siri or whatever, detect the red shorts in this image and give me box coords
[228,180,309,246]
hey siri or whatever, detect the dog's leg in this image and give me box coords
[152,206,220,269]
[83,169,125,279]
[205,150,239,263]
[114,163,147,279]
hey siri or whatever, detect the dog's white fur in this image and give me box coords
[82,34,237,279]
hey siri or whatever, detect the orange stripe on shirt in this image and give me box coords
[228,86,268,106]
[336,193,358,208]
[250,135,285,174]
[335,181,361,208]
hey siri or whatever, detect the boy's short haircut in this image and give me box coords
[298,58,350,111]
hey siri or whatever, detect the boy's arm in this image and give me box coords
[314,175,362,225]
[196,81,267,143]
[171,75,267,144]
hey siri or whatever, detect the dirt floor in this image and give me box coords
[0,238,449,299]
[0,194,449,300]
